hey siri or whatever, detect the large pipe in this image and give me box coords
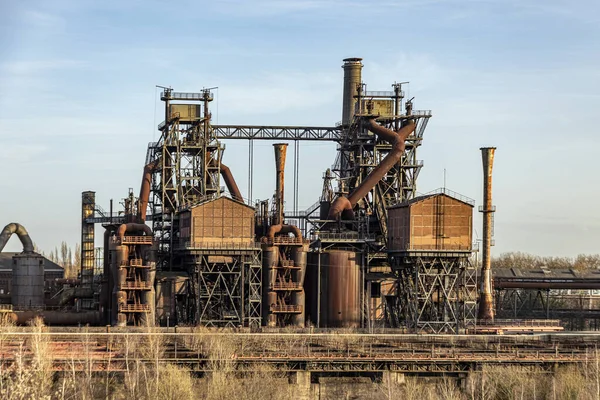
[328,118,416,220]
[267,144,303,240]
[273,143,288,225]
[478,147,496,320]
[342,58,363,127]
[117,223,152,241]
[138,159,161,223]
[220,163,244,203]
[0,223,34,253]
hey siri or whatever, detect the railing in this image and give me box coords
[280,260,295,267]
[177,241,260,250]
[261,236,305,246]
[270,305,302,313]
[314,232,377,241]
[421,187,476,206]
[272,282,303,290]
[119,304,150,313]
[130,259,143,267]
[120,282,153,290]
[0,304,13,311]
[115,236,153,245]
[477,319,562,327]
[364,90,396,97]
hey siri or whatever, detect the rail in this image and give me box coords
[120,282,153,290]
[261,236,306,246]
[314,232,377,242]
[119,304,150,313]
[272,282,303,290]
[113,236,153,245]
[270,305,302,313]
[177,241,261,250]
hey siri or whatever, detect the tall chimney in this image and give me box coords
[342,58,363,127]
[478,147,496,320]
[273,143,288,225]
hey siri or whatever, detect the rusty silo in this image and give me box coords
[320,250,361,328]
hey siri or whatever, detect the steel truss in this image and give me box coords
[391,252,477,333]
[148,89,222,272]
[182,249,261,328]
[333,114,429,243]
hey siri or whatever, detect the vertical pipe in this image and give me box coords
[478,147,496,320]
[273,143,288,226]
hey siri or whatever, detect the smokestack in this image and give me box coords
[273,143,288,225]
[478,147,496,320]
[342,58,363,127]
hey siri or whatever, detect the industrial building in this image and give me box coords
[0,57,587,333]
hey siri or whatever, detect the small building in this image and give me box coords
[178,196,255,247]
[0,252,64,301]
[387,189,474,252]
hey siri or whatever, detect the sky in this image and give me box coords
[1,0,599,257]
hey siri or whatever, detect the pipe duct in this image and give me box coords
[273,143,288,225]
[220,163,244,203]
[328,118,416,220]
[0,223,34,254]
[137,159,161,223]
[478,147,496,320]
[117,223,152,241]
[267,144,303,240]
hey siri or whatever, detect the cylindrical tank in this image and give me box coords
[321,250,361,328]
[261,245,279,327]
[292,291,305,327]
[11,254,45,308]
[342,58,363,126]
[111,245,129,326]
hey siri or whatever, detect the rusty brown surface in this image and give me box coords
[219,162,244,202]
[328,119,415,220]
[478,147,496,320]
[137,159,161,222]
[321,250,361,328]
[273,143,288,225]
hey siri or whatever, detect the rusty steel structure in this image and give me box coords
[478,147,496,320]
[72,56,582,334]
[262,144,308,327]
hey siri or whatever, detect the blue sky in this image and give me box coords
[1,0,599,257]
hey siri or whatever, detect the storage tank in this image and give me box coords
[12,254,45,308]
[306,250,361,328]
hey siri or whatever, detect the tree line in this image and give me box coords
[35,241,81,279]
[490,251,600,271]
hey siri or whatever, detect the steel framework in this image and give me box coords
[390,252,477,333]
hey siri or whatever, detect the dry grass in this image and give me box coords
[2,323,600,400]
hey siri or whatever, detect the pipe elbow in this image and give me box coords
[0,223,34,254]
[327,197,353,220]
[117,223,153,241]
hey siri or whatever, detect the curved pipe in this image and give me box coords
[117,223,152,241]
[328,119,416,220]
[220,163,244,203]
[267,224,302,239]
[0,223,34,253]
[138,159,161,223]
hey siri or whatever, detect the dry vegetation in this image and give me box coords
[2,320,600,399]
